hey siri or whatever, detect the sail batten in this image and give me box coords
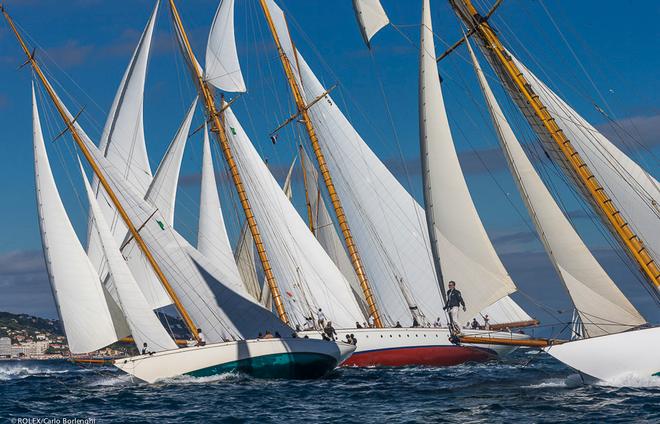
[467,39,645,336]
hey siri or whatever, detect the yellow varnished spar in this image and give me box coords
[449,0,660,292]
[0,5,201,341]
[258,0,383,328]
[168,0,290,324]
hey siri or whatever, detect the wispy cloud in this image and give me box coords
[597,112,660,151]
[45,40,94,70]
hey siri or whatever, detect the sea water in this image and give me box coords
[0,350,658,423]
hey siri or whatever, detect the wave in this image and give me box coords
[524,378,569,389]
[0,362,72,380]
[156,371,243,385]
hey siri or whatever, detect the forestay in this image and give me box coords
[223,103,365,328]
[206,0,246,92]
[352,0,389,48]
[507,51,660,265]
[32,87,118,354]
[418,0,516,322]
[469,41,645,336]
[81,164,178,352]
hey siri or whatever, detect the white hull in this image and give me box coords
[300,327,529,366]
[545,326,660,381]
[114,338,355,383]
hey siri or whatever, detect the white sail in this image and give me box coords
[300,148,369,315]
[146,98,197,226]
[507,50,659,264]
[469,41,645,336]
[206,0,246,92]
[197,125,243,287]
[52,82,292,341]
[224,104,365,328]
[81,163,178,352]
[418,0,516,322]
[480,296,532,326]
[32,87,118,354]
[352,0,389,48]
[87,3,172,310]
[234,224,261,301]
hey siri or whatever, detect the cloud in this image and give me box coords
[45,40,93,69]
[597,113,660,151]
[0,250,57,319]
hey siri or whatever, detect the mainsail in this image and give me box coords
[206,0,246,92]
[224,103,365,328]
[418,0,517,322]
[352,0,389,48]
[467,40,646,336]
[32,87,118,354]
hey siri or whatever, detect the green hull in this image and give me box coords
[186,352,338,379]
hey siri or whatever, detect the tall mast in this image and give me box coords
[0,6,201,340]
[168,0,290,324]
[449,0,660,293]
[258,0,383,328]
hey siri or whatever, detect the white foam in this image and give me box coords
[0,363,70,380]
[597,373,660,388]
[156,372,241,385]
[524,378,568,389]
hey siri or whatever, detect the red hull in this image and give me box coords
[342,345,496,367]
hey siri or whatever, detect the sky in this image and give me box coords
[0,0,658,334]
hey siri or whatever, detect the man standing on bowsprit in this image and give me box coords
[443,280,466,334]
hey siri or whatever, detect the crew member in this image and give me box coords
[443,281,465,332]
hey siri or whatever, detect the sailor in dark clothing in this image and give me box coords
[412,317,420,328]
[443,281,466,331]
[324,321,337,340]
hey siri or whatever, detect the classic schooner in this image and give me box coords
[359,0,658,381]
[2,1,355,383]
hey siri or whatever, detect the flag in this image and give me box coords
[156,220,165,230]
[270,134,278,144]
[230,127,236,135]
[286,291,294,298]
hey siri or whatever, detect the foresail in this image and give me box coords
[468,40,645,336]
[352,0,389,48]
[419,0,516,322]
[32,87,118,354]
[507,51,660,267]
[206,0,246,92]
[81,163,177,352]
[197,125,243,288]
[147,98,197,225]
[224,104,365,328]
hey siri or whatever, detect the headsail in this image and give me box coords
[418,0,517,322]
[197,125,243,288]
[81,162,178,352]
[32,87,118,353]
[468,40,645,336]
[352,0,390,48]
[206,0,246,92]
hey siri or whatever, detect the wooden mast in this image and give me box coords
[168,0,290,324]
[0,6,201,341]
[449,0,660,293]
[257,0,383,328]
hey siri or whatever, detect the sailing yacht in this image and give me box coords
[357,0,657,381]
[245,0,533,366]
[3,2,355,383]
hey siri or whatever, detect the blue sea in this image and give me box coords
[1,351,658,423]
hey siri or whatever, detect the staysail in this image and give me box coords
[468,40,645,336]
[197,125,243,288]
[32,87,118,353]
[81,163,178,352]
[224,103,365,328]
[418,0,517,322]
[352,0,389,48]
[206,0,246,92]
